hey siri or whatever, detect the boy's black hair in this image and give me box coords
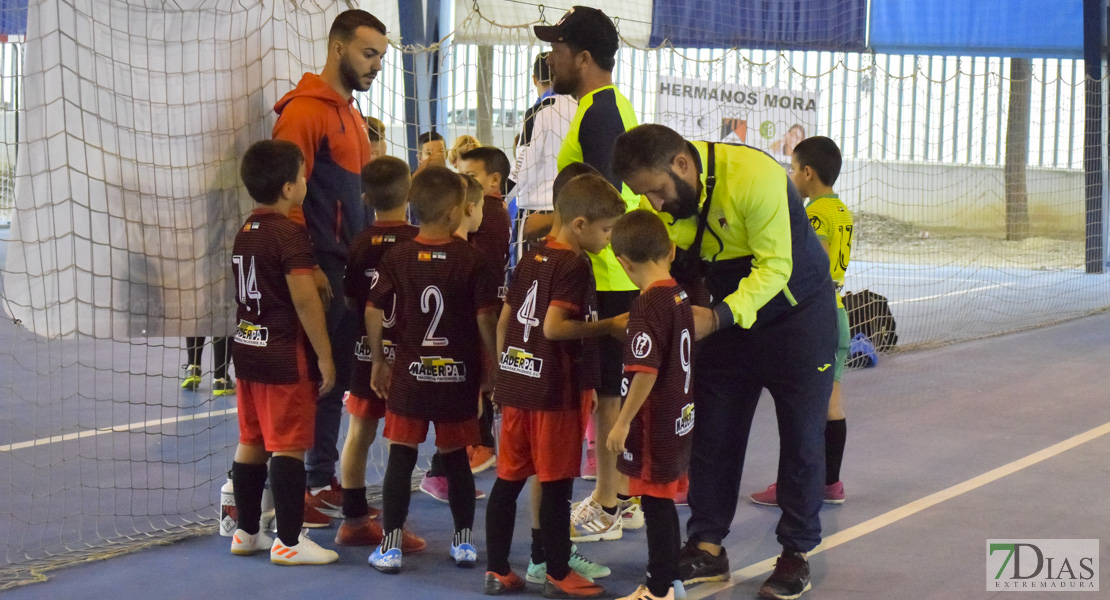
[792,136,842,187]
[410,166,465,224]
[418,130,444,146]
[240,140,303,206]
[611,209,671,264]
[329,9,386,41]
[555,174,625,224]
[361,156,411,212]
[458,147,511,195]
[551,162,602,209]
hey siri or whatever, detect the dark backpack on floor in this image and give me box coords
[843,290,898,353]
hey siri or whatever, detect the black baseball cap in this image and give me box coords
[534,6,619,60]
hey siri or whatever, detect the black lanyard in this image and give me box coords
[686,142,718,269]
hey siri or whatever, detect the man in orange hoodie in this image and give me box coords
[272,9,385,526]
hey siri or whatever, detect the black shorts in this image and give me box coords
[597,290,639,397]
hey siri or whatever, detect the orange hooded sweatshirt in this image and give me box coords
[273,73,372,268]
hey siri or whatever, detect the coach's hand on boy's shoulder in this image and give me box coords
[317,356,336,396]
[371,360,391,400]
[606,421,630,455]
[691,305,717,341]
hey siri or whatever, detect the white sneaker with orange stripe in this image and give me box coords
[270,532,339,565]
[230,529,273,556]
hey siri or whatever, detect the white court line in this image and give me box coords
[687,419,1110,599]
[887,284,1006,306]
[0,407,239,452]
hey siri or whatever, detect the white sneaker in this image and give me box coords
[620,497,645,530]
[270,531,339,565]
[230,529,273,555]
[570,496,623,542]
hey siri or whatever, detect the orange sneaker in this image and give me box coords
[484,570,526,595]
[334,515,383,546]
[468,445,497,474]
[543,570,605,598]
[303,478,343,527]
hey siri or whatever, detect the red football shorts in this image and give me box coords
[629,476,683,500]
[384,412,481,449]
[346,392,386,421]
[236,378,317,452]
[497,405,583,482]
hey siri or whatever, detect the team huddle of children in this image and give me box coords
[225,132,851,600]
[224,133,704,600]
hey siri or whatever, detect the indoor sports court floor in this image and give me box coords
[2,226,1109,598]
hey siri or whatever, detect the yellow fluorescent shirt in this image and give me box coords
[645,141,795,328]
[558,85,640,292]
[806,194,853,308]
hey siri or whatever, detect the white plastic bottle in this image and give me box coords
[218,472,236,537]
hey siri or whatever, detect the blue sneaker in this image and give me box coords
[451,542,477,568]
[369,546,402,573]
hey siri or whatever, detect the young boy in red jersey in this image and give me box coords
[228,139,338,565]
[607,210,712,600]
[418,176,494,503]
[366,166,501,573]
[482,174,627,598]
[334,156,426,552]
[457,146,513,472]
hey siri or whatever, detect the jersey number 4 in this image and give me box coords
[516,280,541,342]
[232,255,261,314]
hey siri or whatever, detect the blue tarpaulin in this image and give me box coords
[0,0,26,37]
[869,0,1083,58]
[649,0,867,51]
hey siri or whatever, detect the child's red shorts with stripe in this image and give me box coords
[496,405,583,482]
[384,412,480,448]
[236,378,317,452]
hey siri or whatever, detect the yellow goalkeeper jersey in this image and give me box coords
[806,193,853,308]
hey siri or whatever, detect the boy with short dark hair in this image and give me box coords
[752,135,853,508]
[334,156,426,552]
[457,146,514,472]
[483,173,627,598]
[607,209,704,600]
[366,166,501,573]
[228,139,338,565]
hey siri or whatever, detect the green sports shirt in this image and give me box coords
[557,85,640,292]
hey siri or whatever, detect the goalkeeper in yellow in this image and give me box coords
[751,136,853,507]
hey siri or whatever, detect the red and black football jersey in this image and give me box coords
[617,279,696,484]
[344,221,419,401]
[366,236,501,422]
[469,195,512,296]
[230,209,320,385]
[498,242,593,411]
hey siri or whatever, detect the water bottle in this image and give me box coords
[218,471,237,537]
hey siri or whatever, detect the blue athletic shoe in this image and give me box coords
[451,542,477,568]
[369,546,402,573]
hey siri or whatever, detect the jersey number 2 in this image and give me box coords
[421,285,449,347]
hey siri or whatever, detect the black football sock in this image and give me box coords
[270,455,307,546]
[825,419,847,485]
[381,444,419,545]
[440,448,476,534]
[530,527,546,565]
[540,478,574,580]
[231,461,267,535]
[343,486,369,519]
[642,494,679,597]
[485,477,526,575]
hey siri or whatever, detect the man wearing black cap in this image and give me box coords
[534,5,644,553]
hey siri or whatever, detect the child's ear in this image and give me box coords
[668,241,676,263]
[615,254,635,277]
[571,215,587,233]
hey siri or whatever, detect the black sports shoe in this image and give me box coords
[758,551,811,599]
[677,539,730,585]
